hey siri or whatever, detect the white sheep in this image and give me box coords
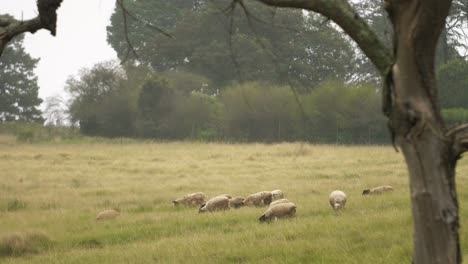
[362,186,394,195]
[259,202,297,222]
[173,192,207,207]
[96,209,120,221]
[329,190,347,211]
[243,191,273,207]
[199,196,230,213]
[214,194,232,199]
[229,197,245,209]
[271,190,284,200]
[269,198,290,208]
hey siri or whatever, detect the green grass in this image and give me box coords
[0,141,468,263]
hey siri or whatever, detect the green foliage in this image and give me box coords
[0,122,81,143]
[107,0,356,89]
[166,92,223,140]
[303,81,387,143]
[442,108,468,126]
[0,35,43,123]
[136,77,175,138]
[221,82,302,141]
[66,61,138,137]
[437,59,468,108]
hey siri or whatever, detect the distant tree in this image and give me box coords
[107,0,356,89]
[136,77,175,138]
[0,35,43,122]
[66,61,136,137]
[438,59,468,108]
[43,94,67,126]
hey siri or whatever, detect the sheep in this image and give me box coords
[259,202,296,222]
[243,191,273,207]
[271,190,284,200]
[96,209,120,221]
[229,197,245,209]
[173,192,207,207]
[329,190,347,211]
[269,198,290,208]
[214,194,232,199]
[199,196,230,213]
[362,186,394,195]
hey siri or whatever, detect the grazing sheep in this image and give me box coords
[229,197,245,209]
[269,198,290,208]
[362,186,394,195]
[271,190,284,200]
[199,196,230,213]
[329,190,347,211]
[259,202,297,222]
[214,194,232,199]
[96,209,120,221]
[173,192,207,207]
[243,191,273,207]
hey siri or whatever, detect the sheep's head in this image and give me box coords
[264,194,273,206]
[173,199,182,206]
[198,203,207,213]
[333,203,343,210]
[362,189,370,195]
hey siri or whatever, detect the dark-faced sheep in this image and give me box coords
[362,186,394,195]
[259,202,296,222]
[199,196,230,213]
[173,192,207,207]
[96,209,120,221]
[229,197,244,209]
[271,190,284,200]
[329,190,347,211]
[243,191,273,207]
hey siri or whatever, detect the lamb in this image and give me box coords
[269,198,290,208]
[271,190,284,200]
[362,186,394,195]
[259,202,296,222]
[199,196,230,213]
[229,197,245,209]
[96,209,120,221]
[329,190,347,211]
[173,192,207,207]
[243,191,273,207]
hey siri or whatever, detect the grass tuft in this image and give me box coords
[0,231,52,257]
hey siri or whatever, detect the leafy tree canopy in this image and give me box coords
[107,0,357,89]
[0,35,43,122]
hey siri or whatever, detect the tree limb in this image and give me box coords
[252,0,394,76]
[0,0,63,56]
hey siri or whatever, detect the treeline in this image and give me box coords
[66,62,387,144]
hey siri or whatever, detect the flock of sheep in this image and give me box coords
[172,190,296,222]
[95,185,394,222]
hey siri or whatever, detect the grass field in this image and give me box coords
[1,140,468,263]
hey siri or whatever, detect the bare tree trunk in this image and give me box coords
[384,0,460,263]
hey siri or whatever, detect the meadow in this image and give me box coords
[1,140,468,263]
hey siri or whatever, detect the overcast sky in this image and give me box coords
[0,0,118,100]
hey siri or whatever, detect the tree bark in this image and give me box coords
[0,0,63,56]
[254,0,460,263]
[384,1,460,263]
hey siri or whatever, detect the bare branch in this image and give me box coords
[0,0,63,56]
[252,0,393,76]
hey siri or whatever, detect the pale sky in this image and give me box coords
[0,0,118,100]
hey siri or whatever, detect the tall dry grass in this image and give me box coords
[1,141,468,263]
